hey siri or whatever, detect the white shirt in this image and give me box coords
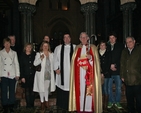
[99,49,106,56]
[128,48,134,54]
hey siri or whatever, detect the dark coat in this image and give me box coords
[99,50,111,78]
[19,51,36,88]
[120,45,141,86]
[107,42,124,75]
[10,44,22,58]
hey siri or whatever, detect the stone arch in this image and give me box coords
[47,16,73,49]
[35,0,98,5]
[19,0,38,5]
[121,0,135,5]
[47,15,73,27]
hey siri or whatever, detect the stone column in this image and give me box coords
[81,2,98,44]
[120,2,136,40]
[19,3,36,45]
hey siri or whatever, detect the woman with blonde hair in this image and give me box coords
[33,41,55,110]
[19,43,36,108]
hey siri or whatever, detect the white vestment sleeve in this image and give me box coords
[53,46,60,70]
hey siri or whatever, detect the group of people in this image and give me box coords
[0,32,141,113]
[98,32,124,112]
[98,33,141,113]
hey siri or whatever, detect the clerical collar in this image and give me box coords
[81,43,88,46]
[65,44,71,46]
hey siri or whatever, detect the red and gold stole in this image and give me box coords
[74,46,95,111]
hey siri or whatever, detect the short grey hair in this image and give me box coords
[79,32,89,38]
[126,36,135,41]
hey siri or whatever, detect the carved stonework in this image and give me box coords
[19,3,36,14]
[80,2,97,44]
[18,3,36,44]
[19,0,37,5]
[81,2,98,13]
[120,2,136,11]
[80,0,97,4]
[120,2,136,41]
[120,0,135,5]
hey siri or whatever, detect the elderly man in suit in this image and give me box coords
[120,36,141,113]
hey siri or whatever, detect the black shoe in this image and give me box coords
[9,108,14,113]
[3,105,9,113]
[62,110,67,113]
[49,110,53,113]
[9,104,14,113]
[3,109,8,113]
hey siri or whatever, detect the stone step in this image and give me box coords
[20,98,56,107]
[0,81,127,107]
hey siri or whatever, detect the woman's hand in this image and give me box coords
[101,73,104,78]
[40,54,44,60]
[21,78,25,83]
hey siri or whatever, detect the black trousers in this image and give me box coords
[126,85,141,113]
[25,87,35,108]
[1,77,16,105]
[56,87,69,110]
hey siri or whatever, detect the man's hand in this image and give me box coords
[86,54,92,60]
[121,78,124,82]
[15,76,19,81]
[55,69,60,75]
[110,64,117,71]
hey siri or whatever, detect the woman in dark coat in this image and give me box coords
[98,41,111,111]
[19,43,36,108]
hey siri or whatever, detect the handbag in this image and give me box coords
[34,53,42,72]
[34,64,41,72]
